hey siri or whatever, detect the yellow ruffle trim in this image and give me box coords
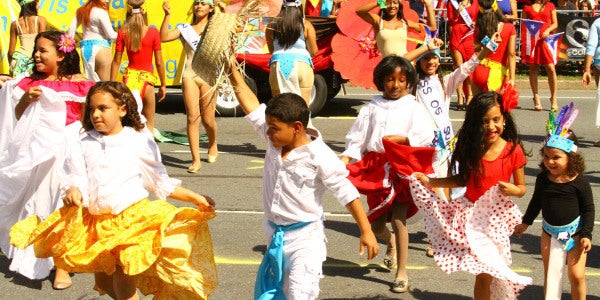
[10,199,217,299]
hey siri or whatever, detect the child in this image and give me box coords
[160,0,218,173]
[111,0,166,134]
[521,0,559,111]
[340,55,435,293]
[68,0,118,81]
[514,107,594,300]
[445,0,478,109]
[412,91,532,299]
[356,0,437,58]
[266,0,318,107]
[472,0,517,95]
[10,81,217,300]
[228,62,378,299]
[8,0,46,77]
[0,30,94,289]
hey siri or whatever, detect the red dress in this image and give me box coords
[446,0,479,59]
[406,142,532,299]
[520,2,557,65]
[115,28,161,73]
[471,23,516,92]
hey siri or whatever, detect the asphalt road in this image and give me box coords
[1,85,599,299]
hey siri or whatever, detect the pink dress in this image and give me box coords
[406,143,532,299]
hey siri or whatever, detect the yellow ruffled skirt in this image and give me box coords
[10,199,217,299]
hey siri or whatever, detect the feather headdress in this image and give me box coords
[545,102,579,153]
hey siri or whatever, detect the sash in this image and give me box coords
[177,24,201,51]
[254,221,312,300]
[417,76,454,149]
[450,0,474,30]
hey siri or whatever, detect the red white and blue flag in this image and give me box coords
[545,32,564,65]
[522,19,544,58]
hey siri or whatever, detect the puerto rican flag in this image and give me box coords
[545,33,564,65]
[521,19,544,58]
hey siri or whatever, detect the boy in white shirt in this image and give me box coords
[229,66,379,300]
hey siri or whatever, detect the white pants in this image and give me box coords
[263,220,326,300]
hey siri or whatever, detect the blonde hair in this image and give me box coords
[123,0,148,52]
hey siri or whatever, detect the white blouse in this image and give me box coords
[63,127,180,215]
[246,105,360,226]
[342,94,435,161]
[68,7,117,41]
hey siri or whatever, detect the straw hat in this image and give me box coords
[191,0,260,87]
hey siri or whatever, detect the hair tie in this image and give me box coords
[58,33,76,53]
[131,8,142,13]
[479,0,498,13]
[283,0,302,7]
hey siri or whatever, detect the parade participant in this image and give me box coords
[8,0,46,76]
[521,0,559,111]
[111,0,166,133]
[514,105,594,300]
[0,30,94,289]
[341,55,434,293]
[228,61,379,300]
[10,81,217,300]
[266,0,318,107]
[68,0,117,81]
[356,0,437,58]
[160,0,218,173]
[445,0,478,109]
[472,0,517,95]
[413,91,532,299]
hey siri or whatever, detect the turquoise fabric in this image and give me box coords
[254,221,312,300]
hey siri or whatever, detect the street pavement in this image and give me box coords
[1,84,599,299]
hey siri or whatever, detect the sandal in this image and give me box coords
[383,242,397,269]
[391,279,409,293]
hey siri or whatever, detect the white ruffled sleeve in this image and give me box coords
[342,105,370,161]
[61,135,90,205]
[138,132,180,200]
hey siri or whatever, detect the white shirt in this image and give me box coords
[342,94,435,161]
[63,127,180,215]
[246,105,360,226]
[68,7,117,41]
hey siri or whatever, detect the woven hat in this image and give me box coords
[191,0,260,87]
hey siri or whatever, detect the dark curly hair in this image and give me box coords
[539,130,585,177]
[82,81,145,132]
[451,91,528,185]
[30,31,81,79]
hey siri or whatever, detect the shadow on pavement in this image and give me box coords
[0,255,45,290]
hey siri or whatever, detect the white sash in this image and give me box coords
[177,24,201,51]
[450,0,474,29]
[416,76,454,148]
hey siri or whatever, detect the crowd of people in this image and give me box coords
[0,0,597,299]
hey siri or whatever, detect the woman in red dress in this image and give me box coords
[521,0,559,111]
[446,0,479,109]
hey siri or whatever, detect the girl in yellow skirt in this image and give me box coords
[10,81,217,300]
